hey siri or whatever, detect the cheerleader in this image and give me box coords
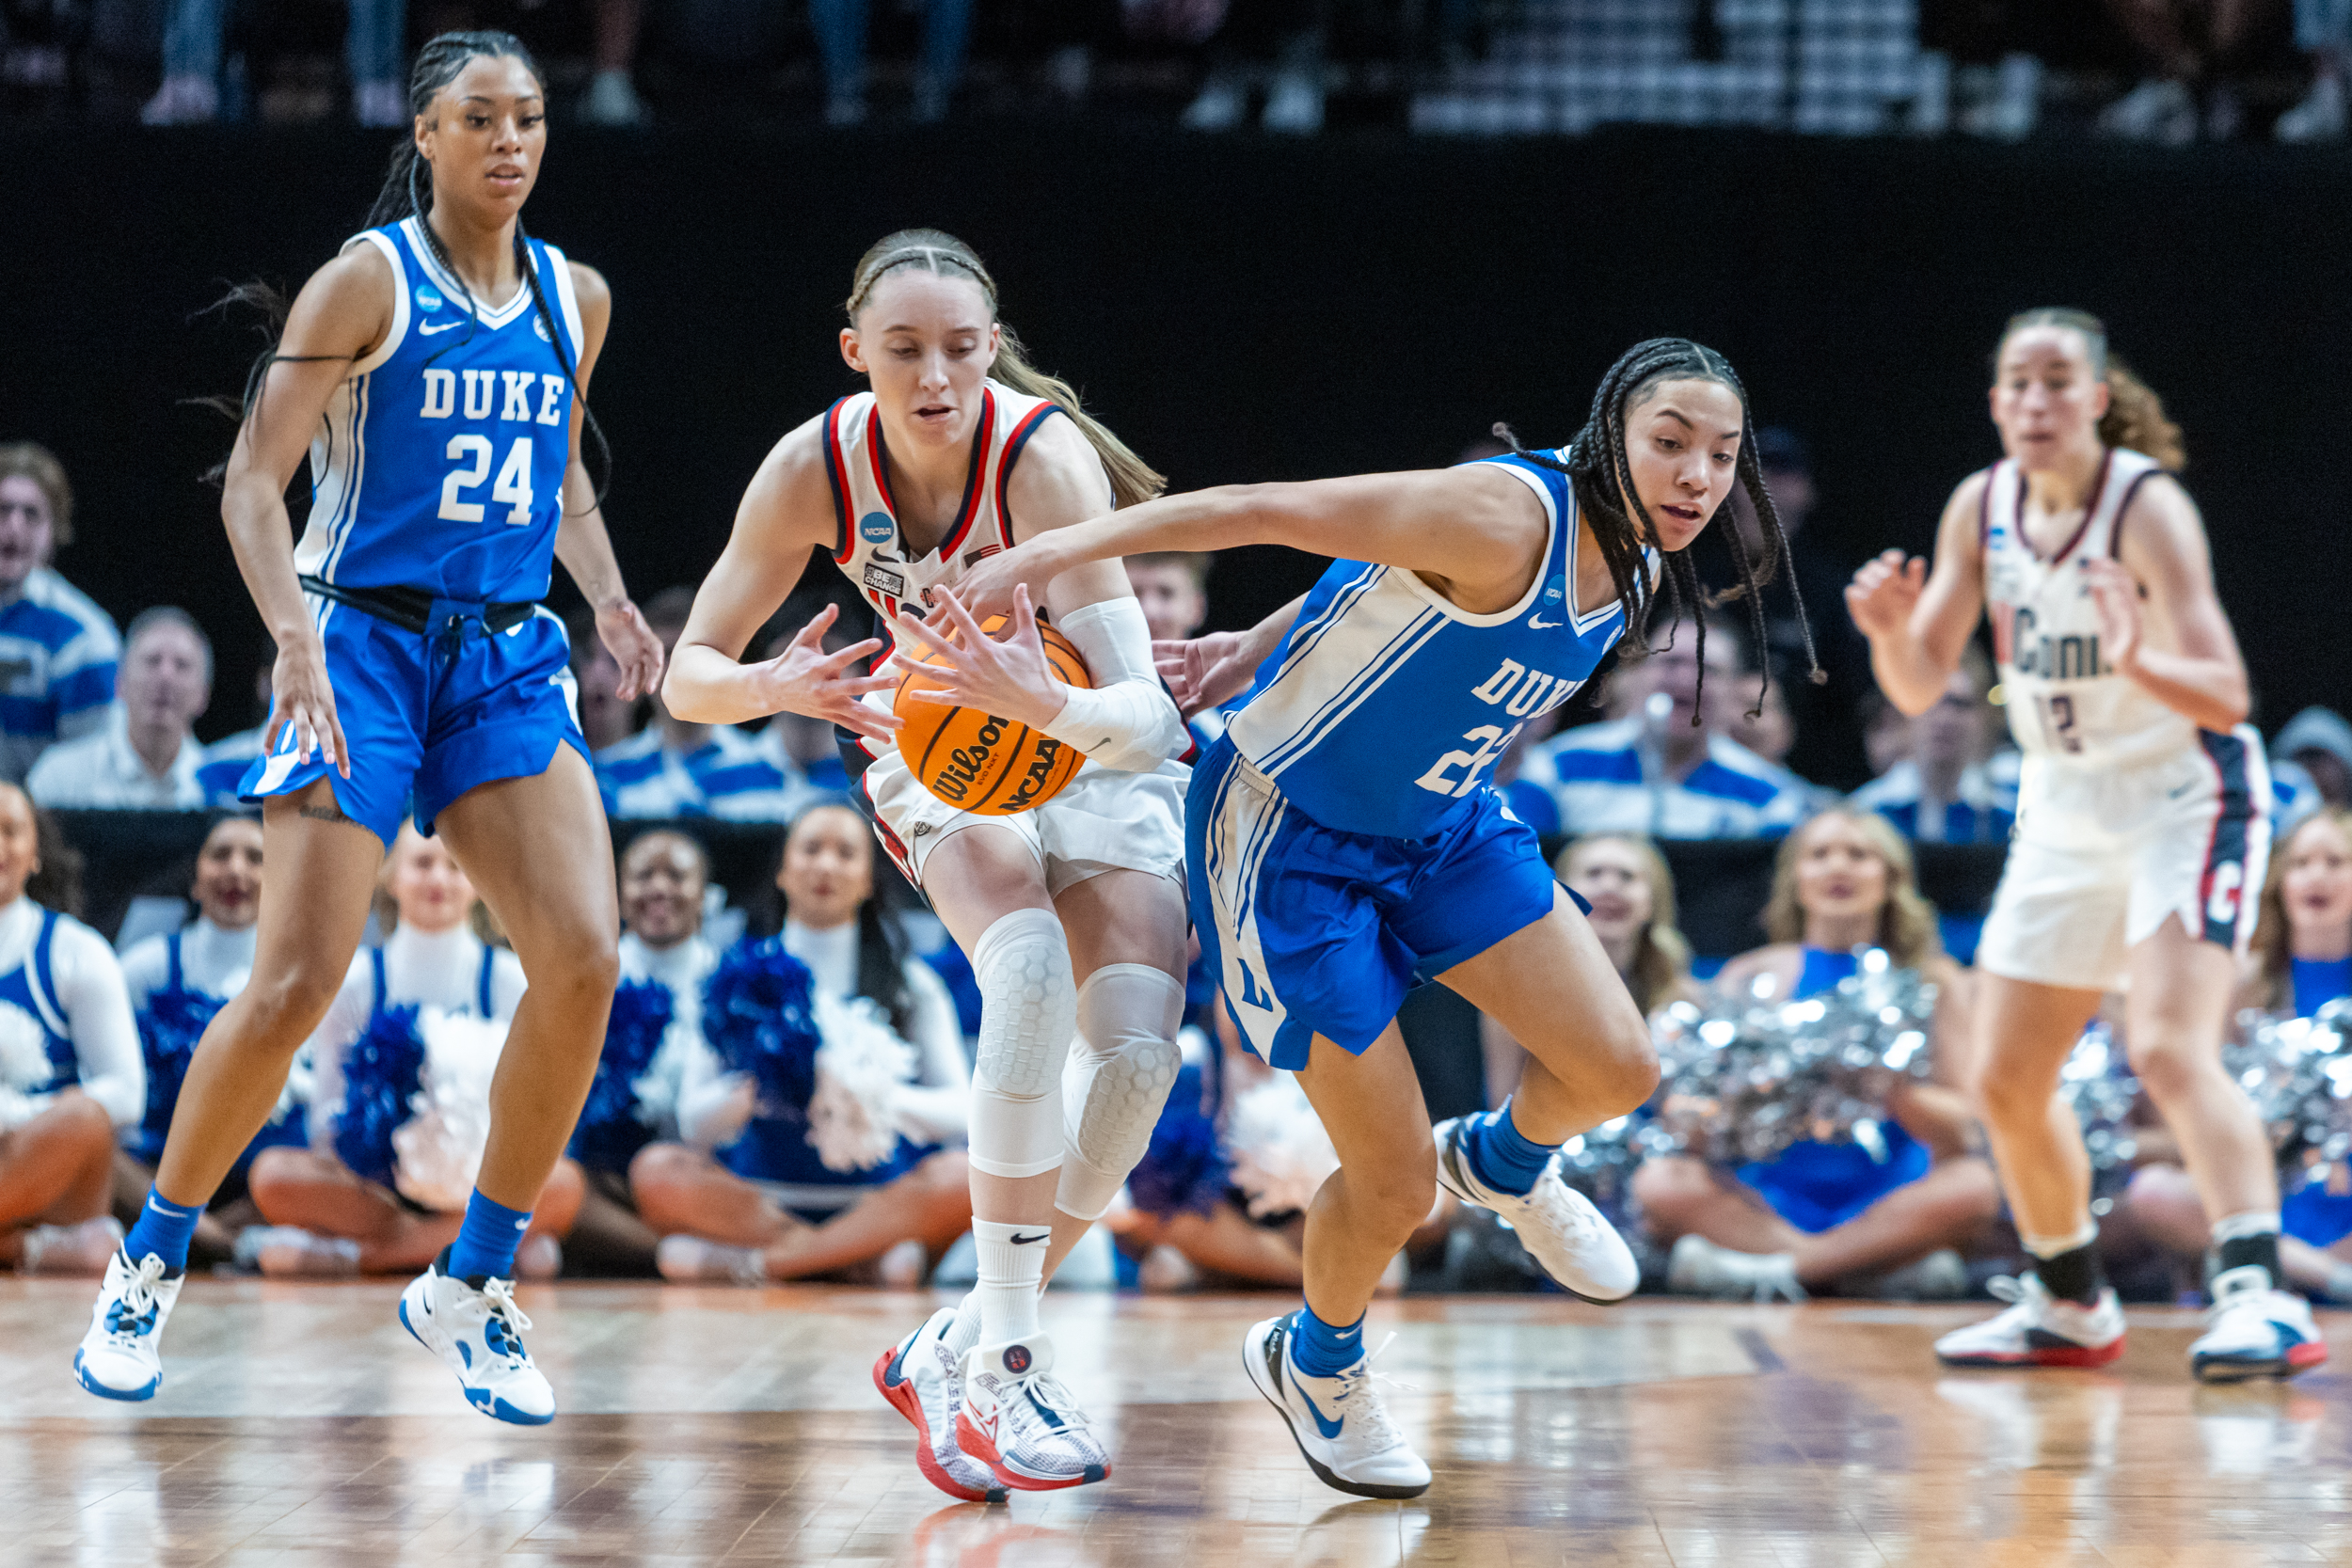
[635,800,973,1284]
[115,816,289,1266]
[666,231,1192,1494]
[0,783,142,1274]
[559,829,719,1274]
[2123,807,2352,1299]
[1632,808,1992,1300]
[1848,309,2321,1378]
[243,823,580,1277]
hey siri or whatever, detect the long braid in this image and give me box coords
[1492,336,1819,722]
[515,221,612,509]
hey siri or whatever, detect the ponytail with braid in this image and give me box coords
[1494,337,1819,721]
[203,31,610,508]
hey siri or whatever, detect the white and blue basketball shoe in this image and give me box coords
[1432,1116,1640,1302]
[1244,1314,1430,1499]
[874,1308,1009,1504]
[398,1250,555,1425]
[2189,1266,2328,1383]
[73,1247,184,1402]
[956,1333,1112,1491]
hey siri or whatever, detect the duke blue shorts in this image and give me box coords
[241,594,586,846]
[1188,734,1567,1070]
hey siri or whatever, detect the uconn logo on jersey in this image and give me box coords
[1998,603,2103,682]
[1414,656,1584,799]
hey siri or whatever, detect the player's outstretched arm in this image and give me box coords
[2091,477,2249,732]
[664,418,898,741]
[1847,473,1987,718]
[1158,594,1308,717]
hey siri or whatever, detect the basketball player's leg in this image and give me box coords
[1290,1023,1437,1317]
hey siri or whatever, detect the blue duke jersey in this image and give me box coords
[1227,451,1649,840]
[295,215,586,602]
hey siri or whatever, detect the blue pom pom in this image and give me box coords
[567,977,675,1173]
[703,938,822,1121]
[1125,1062,1230,1219]
[333,1003,425,1186]
[133,984,225,1167]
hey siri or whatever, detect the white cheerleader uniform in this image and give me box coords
[1973,448,2269,990]
[819,379,1186,895]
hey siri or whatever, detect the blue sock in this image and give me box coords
[447,1189,533,1281]
[124,1188,204,1273]
[1288,1304,1365,1377]
[1462,1097,1555,1196]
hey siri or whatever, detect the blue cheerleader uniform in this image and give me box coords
[2279,957,2352,1248]
[123,923,307,1193]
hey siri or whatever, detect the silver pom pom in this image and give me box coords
[2059,1020,2140,1176]
[2225,999,2352,1185]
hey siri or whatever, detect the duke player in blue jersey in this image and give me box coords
[960,338,1812,1497]
[73,32,663,1425]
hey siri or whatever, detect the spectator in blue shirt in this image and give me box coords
[1523,618,1818,840]
[0,446,119,786]
[1848,648,2017,846]
[596,589,812,821]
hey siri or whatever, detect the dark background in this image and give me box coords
[4,123,2348,743]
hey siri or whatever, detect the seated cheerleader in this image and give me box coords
[2123,806,2352,1300]
[561,830,721,1275]
[1486,833,1703,1106]
[0,783,143,1275]
[245,822,580,1277]
[637,800,973,1283]
[116,816,294,1266]
[1633,807,1994,1300]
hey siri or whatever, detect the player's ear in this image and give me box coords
[2090,377,2111,422]
[840,328,866,375]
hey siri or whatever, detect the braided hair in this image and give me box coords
[1494,337,1817,720]
[204,32,609,507]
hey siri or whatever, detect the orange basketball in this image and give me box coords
[894,615,1091,816]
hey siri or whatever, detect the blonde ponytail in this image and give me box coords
[844,228,1166,510]
[2099,356,2185,471]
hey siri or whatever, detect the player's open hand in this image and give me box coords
[596,595,667,702]
[894,584,1066,730]
[265,633,351,779]
[949,537,1063,623]
[749,603,898,742]
[1155,629,1258,718]
[1846,549,1926,641]
[2083,558,2143,673]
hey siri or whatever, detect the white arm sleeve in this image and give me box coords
[675,1030,755,1148]
[51,921,144,1128]
[1039,596,1188,773]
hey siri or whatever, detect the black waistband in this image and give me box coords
[300,576,537,637]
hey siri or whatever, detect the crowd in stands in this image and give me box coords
[4,0,2349,141]
[1,435,2349,1311]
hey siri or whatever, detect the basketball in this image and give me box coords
[893,614,1090,816]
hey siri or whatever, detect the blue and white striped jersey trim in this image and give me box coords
[595,724,813,821]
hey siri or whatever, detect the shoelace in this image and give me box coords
[1329,1334,1416,1450]
[107,1255,168,1341]
[480,1278,534,1364]
[1004,1371,1100,1444]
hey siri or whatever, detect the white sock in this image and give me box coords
[946,1287,985,1356]
[2210,1210,2281,1244]
[972,1219,1046,1346]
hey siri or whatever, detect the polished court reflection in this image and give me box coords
[4,1279,2349,1564]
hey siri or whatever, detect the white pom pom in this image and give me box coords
[806,992,918,1173]
[1224,1073,1338,1219]
[0,1000,55,1093]
[391,1008,511,1212]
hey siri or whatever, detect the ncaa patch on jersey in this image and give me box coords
[859,511,896,545]
[417,285,444,310]
[533,315,552,341]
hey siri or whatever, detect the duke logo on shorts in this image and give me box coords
[1194,449,1641,1068]
[240,216,592,844]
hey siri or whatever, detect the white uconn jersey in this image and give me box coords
[1982,448,2192,770]
[821,380,1069,757]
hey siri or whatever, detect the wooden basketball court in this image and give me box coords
[4,1278,2345,1564]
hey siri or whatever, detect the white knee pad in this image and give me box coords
[966,908,1078,1180]
[1055,963,1186,1221]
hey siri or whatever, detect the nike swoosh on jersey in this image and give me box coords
[418,319,464,335]
[1528,615,1564,629]
[1288,1364,1346,1439]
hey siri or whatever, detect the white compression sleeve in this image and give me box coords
[1040,597,1188,772]
[965,908,1079,1180]
[1054,962,1186,1222]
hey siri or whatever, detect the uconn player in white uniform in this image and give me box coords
[1850,309,2322,1381]
[964,339,1809,1498]
[73,34,663,1422]
[666,231,1192,1497]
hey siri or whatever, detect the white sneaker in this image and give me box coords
[1933,1273,2125,1370]
[956,1333,1111,1491]
[1667,1234,1806,1303]
[73,1247,185,1402]
[655,1234,766,1285]
[2190,1266,2328,1383]
[1433,1116,1638,1301]
[22,1216,125,1275]
[1243,1315,1431,1499]
[397,1252,555,1425]
[238,1225,360,1277]
[874,1308,1009,1503]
